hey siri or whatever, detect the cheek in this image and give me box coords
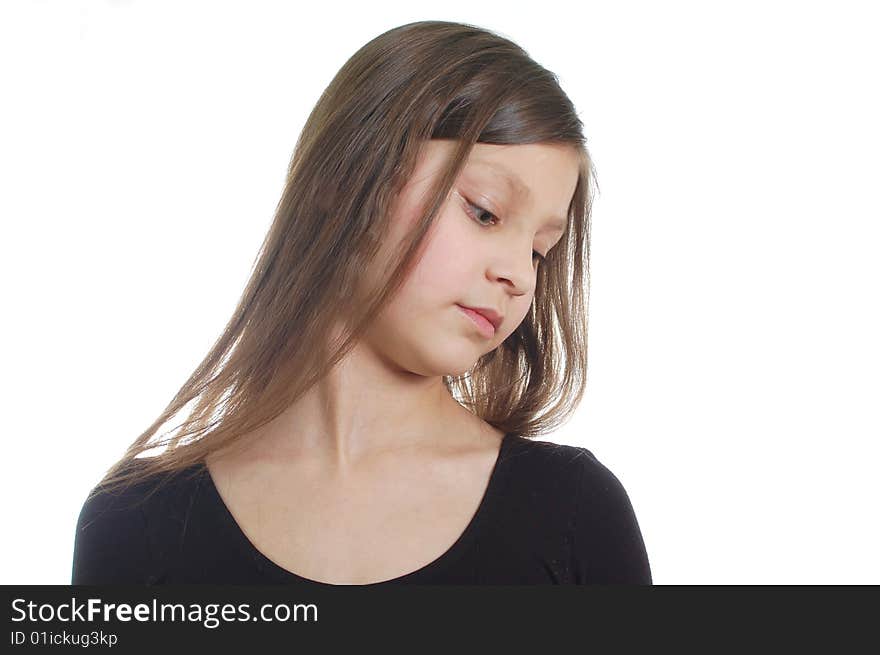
[371,199,499,346]
[399,207,475,300]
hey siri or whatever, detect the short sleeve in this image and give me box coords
[569,448,652,584]
[71,478,153,585]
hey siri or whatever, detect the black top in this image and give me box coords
[71,433,652,585]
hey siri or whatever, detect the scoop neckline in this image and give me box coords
[199,431,515,586]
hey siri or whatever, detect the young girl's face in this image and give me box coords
[361,139,581,377]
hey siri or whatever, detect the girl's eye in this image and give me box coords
[463,198,546,265]
[464,200,498,227]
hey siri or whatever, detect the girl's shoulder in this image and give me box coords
[503,433,604,482]
[71,459,205,584]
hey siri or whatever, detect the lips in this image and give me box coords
[456,304,504,332]
[457,306,496,337]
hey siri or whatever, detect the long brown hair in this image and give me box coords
[92,20,597,502]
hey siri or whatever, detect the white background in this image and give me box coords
[1,0,877,584]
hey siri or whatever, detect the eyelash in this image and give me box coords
[462,197,546,263]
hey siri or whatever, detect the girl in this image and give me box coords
[71,20,651,585]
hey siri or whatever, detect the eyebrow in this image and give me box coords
[471,161,569,233]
